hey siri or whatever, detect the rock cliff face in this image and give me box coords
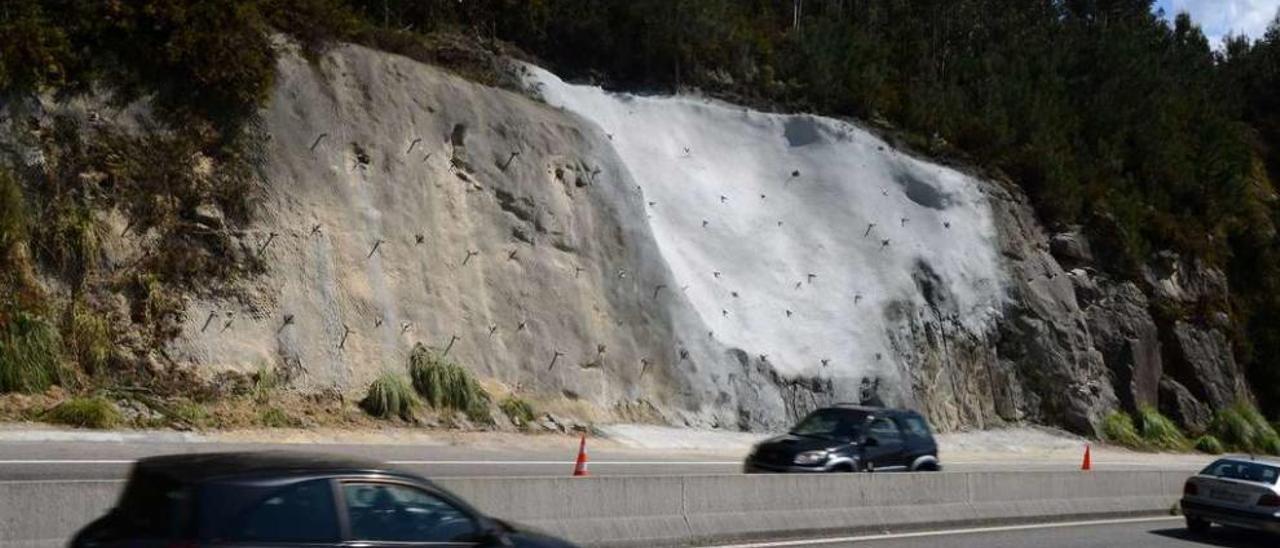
[1,42,1251,434]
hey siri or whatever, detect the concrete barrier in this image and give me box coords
[1,471,1187,547]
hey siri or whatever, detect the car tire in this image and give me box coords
[1185,516,1210,535]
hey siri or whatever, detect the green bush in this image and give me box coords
[408,343,490,420]
[39,199,101,278]
[252,364,279,404]
[66,304,110,375]
[167,400,209,428]
[0,311,65,393]
[1102,411,1144,449]
[1262,434,1280,456]
[361,371,420,421]
[258,406,297,428]
[1194,435,1225,455]
[1237,403,1279,447]
[1213,401,1279,454]
[1213,406,1256,450]
[1137,405,1190,451]
[44,396,122,428]
[499,396,536,429]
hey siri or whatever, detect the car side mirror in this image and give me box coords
[863,437,879,447]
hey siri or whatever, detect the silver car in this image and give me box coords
[1181,456,1280,535]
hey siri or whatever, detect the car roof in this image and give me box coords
[830,404,919,416]
[132,451,410,483]
[1211,455,1280,467]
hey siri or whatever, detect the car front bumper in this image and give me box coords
[1182,498,1280,534]
[743,460,832,474]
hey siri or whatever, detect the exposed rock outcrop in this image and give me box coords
[1082,280,1161,412]
[984,181,1117,434]
[1049,228,1094,267]
[1167,322,1251,410]
[1159,376,1213,434]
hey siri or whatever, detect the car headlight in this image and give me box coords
[794,450,830,465]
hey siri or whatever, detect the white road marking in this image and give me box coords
[706,516,1183,547]
[0,479,125,485]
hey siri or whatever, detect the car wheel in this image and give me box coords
[831,463,856,473]
[1185,516,1210,535]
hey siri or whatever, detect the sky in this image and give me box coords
[1155,0,1279,45]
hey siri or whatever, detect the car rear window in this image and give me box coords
[1201,460,1280,484]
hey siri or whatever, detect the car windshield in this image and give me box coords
[789,409,869,441]
[1201,460,1280,484]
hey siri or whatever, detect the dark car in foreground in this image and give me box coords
[71,451,576,548]
[1181,456,1280,536]
[743,405,939,473]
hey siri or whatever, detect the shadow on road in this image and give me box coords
[1150,527,1276,547]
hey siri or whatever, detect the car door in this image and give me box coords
[207,479,344,548]
[338,481,483,547]
[861,417,907,471]
[896,415,938,469]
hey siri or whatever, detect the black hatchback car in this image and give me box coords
[70,451,576,548]
[744,405,940,473]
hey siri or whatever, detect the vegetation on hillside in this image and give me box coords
[4,1,1280,431]
[43,396,122,429]
[360,370,420,421]
[1102,410,1145,449]
[407,343,492,424]
[1137,405,1190,451]
[1212,401,1280,455]
[499,395,537,429]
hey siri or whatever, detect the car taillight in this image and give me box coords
[1183,481,1198,496]
[1258,494,1280,507]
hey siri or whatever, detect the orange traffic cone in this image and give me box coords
[1081,444,1092,471]
[572,433,590,477]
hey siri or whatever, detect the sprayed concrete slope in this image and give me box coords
[525,66,1005,404]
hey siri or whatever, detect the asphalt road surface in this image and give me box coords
[0,437,1205,481]
[710,518,1278,548]
[0,438,737,480]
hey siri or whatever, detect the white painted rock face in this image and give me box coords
[524,65,1006,388]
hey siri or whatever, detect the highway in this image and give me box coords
[1,431,1225,548]
[712,518,1277,548]
[0,438,743,480]
[0,438,1204,481]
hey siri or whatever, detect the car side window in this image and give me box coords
[342,483,479,543]
[900,417,932,440]
[225,480,339,543]
[868,418,902,444]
